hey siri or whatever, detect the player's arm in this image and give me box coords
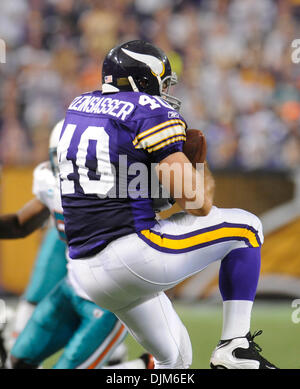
[156,152,215,216]
[0,198,50,239]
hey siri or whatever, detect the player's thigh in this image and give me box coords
[24,227,67,304]
[11,279,79,365]
[68,207,263,310]
[159,206,263,245]
[54,299,127,369]
[116,292,192,369]
[132,206,264,284]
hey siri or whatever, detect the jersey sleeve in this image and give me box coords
[32,161,54,206]
[132,108,187,163]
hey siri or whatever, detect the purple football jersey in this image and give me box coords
[58,90,187,259]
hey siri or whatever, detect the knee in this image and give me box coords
[238,209,264,246]
[170,351,192,369]
[249,213,264,245]
[155,349,192,369]
[154,330,192,369]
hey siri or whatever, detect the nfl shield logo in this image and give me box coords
[104,75,113,83]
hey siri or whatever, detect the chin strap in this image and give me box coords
[128,76,139,92]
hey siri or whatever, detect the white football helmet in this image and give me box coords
[49,119,64,176]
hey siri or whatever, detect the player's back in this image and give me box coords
[58,90,187,259]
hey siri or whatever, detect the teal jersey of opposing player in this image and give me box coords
[58,90,187,259]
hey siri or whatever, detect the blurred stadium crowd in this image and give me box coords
[0,0,299,171]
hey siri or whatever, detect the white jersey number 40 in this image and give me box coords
[57,124,115,196]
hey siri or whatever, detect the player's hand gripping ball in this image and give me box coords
[183,129,207,166]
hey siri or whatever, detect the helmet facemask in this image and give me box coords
[159,72,181,111]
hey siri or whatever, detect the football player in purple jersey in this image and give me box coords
[59,40,278,369]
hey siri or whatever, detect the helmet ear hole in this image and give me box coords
[136,77,149,92]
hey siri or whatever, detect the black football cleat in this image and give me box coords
[210,330,278,369]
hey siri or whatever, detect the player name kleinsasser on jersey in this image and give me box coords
[106,373,195,386]
[68,95,135,121]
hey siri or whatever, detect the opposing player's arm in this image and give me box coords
[0,198,50,239]
[156,152,215,216]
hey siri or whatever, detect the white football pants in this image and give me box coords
[68,206,263,369]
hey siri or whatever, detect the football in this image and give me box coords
[183,129,207,165]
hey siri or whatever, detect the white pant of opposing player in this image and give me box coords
[68,206,263,369]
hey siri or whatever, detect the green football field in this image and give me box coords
[43,300,300,369]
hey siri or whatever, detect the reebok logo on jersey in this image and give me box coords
[168,111,180,119]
